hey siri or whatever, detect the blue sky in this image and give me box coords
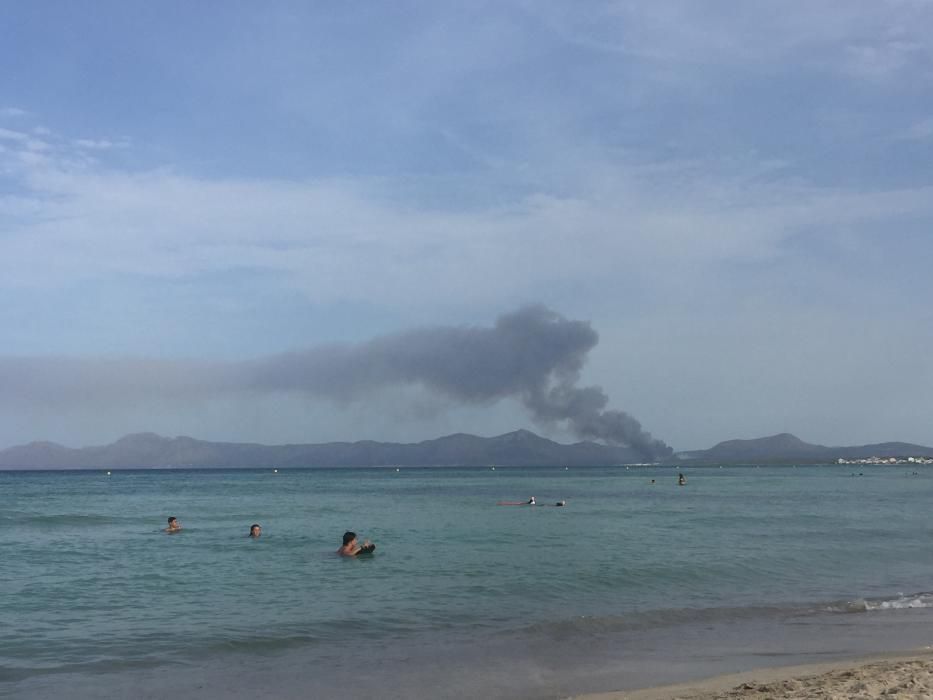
[1,1,932,450]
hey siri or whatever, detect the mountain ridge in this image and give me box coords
[678,432,933,463]
[3,430,932,469]
[0,429,644,469]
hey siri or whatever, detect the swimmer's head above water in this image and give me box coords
[249,523,261,538]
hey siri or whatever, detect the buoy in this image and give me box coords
[106,471,111,476]
[273,469,278,473]
[396,468,400,472]
[491,466,495,471]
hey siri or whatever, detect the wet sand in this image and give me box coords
[572,650,933,700]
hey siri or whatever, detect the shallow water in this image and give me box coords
[2,465,932,697]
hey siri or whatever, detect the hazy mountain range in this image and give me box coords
[678,433,933,463]
[1,430,932,469]
[0,429,639,469]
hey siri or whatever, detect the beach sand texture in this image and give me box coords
[575,653,933,700]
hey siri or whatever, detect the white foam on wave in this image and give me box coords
[866,593,933,611]
[827,592,933,613]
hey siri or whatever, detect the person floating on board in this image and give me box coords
[164,516,182,533]
[678,473,687,486]
[249,523,262,538]
[338,531,376,557]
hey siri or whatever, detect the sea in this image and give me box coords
[2,464,933,699]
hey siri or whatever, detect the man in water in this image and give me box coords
[527,496,536,505]
[555,500,566,507]
[164,516,181,533]
[249,523,262,538]
[338,531,375,556]
[678,473,687,485]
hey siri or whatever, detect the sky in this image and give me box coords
[1,1,932,451]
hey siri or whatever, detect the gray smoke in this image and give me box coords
[0,306,672,459]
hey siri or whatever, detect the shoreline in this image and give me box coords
[570,649,933,700]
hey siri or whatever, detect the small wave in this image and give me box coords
[825,592,933,613]
[867,592,933,610]
[513,592,933,641]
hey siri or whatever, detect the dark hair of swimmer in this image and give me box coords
[249,524,261,537]
[167,516,177,525]
[343,531,357,546]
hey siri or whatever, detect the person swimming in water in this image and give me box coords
[164,516,182,533]
[554,500,566,507]
[678,473,686,485]
[249,523,261,538]
[338,531,376,557]
[527,496,536,505]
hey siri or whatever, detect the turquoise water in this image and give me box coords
[3,465,933,698]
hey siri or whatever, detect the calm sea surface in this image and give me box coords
[2,465,933,698]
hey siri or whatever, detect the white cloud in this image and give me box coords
[0,127,28,142]
[900,117,933,141]
[538,1,933,84]
[73,138,128,150]
[1,122,931,316]
[0,107,28,118]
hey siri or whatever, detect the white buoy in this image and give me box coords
[273,469,278,473]
[396,468,400,472]
[106,471,111,476]
[491,466,495,471]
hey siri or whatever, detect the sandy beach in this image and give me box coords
[573,651,933,700]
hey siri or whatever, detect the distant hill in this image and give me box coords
[677,433,933,464]
[4,429,932,469]
[0,429,644,469]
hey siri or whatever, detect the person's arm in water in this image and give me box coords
[351,539,374,554]
[339,541,374,556]
[338,532,375,556]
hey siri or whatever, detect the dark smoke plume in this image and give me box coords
[0,306,672,459]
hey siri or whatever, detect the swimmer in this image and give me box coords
[554,500,566,507]
[527,496,536,505]
[338,531,376,557]
[249,523,261,538]
[164,516,181,533]
[650,479,656,484]
[678,473,686,485]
